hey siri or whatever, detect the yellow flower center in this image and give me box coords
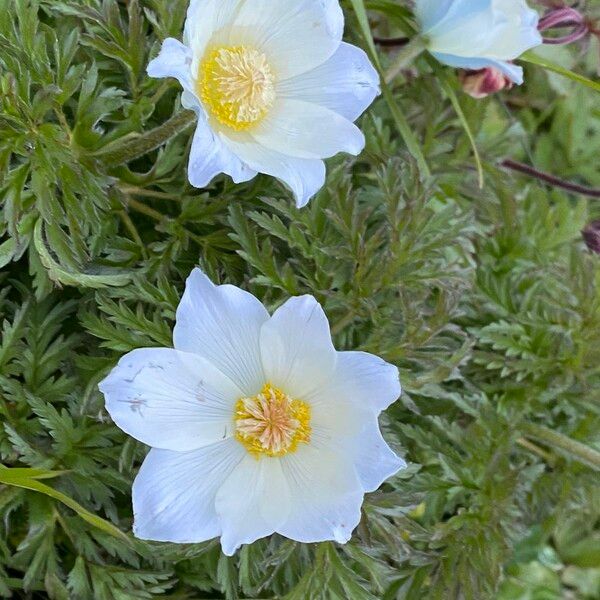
[234,384,311,458]
[198,46,276,131]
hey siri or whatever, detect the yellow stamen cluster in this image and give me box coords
[198,46,276,131]
[234,384,311,458]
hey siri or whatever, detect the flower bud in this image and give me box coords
[583,221,600,254]
[460,68,514,99]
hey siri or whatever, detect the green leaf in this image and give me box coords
[521,52,600,93]
[33,220,132,289]
[432,63,484,188]
[0,468,130,543]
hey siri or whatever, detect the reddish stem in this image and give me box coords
[373,36,410,47]
[501,159,600,199]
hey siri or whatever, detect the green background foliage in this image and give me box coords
[1,0,600,597]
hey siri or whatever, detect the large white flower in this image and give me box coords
[147,0,379,208]
[99,269,405,555]
[415,0,542,84]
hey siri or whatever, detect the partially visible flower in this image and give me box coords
[414,0,542,85]
[147,0,379,208]
[99,269,405,556]
[460,67,513,98]
[583,221,600,254]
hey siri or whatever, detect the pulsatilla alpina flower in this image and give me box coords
[415,0,542,85]
[147,0,379,207]
[99,269,405,555]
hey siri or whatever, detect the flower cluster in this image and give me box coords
[100,0,566,556]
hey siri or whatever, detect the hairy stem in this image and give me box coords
[384,36,428,84]
[501,159,600,198]
[95,110,196,167]
[522,422,600,471]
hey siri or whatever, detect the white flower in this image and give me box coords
[147,0,379,208]
[415,0,542,84]
[99,269,405,556]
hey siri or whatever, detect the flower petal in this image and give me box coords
[188,115,257,188]
[277,42,380,122]
[174,269,269,395]
[184,0,242,61]
[100,348,243,451]
[430,53,525,84]
[312,351,401,413]
[351,418,406,492]
[417,0,491,36]
[147,38,194,90]
[418,0,541,69]
[277,446,363,544]
[310,398,405,492]
[415,0,456,31]
[260,296,337,399]
[482,0,541,58]
[253,99,365,160]
[220,135,326,207]
[132,440,244,543]
[215,456,291,556]
[232,0,344,79]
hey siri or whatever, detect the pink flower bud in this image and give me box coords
[459,68,514,99]
[583,221,600,254]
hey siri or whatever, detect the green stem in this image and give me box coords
[347,0,430,177]
[94,110,196,167]
[384,36,428,84]
[331,309,357,335]
[522,423,600,471]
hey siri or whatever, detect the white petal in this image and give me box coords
[215,456,291,556]
[181,90,201,112]
[231,0,344,79]
[430,53,525,84]
[420,0,541,62]
[220,134,326,207]
[310,399,405,492]
[188,115,257,188]
[260,296,337,399]
[312,351,401,413]
[132,440,244,543]
[415,0,456,31]
[482,0,541,58]
[100,348,242,451]
[147,38,194,90]
[351,418,405,492]
[184,0,242,60]
[173,269,269,395]
[277,446,363,544]
[253,99,365,160]
[277,42,380,122]
[417,0,489,36]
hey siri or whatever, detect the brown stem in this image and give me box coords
[373,36,410,47]
[501,159,600,199]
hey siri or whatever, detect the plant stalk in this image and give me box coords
[522,422,600,471]
[501,159,600,198]
[94,110,196,167]
[384,36,428,84]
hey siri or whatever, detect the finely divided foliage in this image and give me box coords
[0,1,599,599]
